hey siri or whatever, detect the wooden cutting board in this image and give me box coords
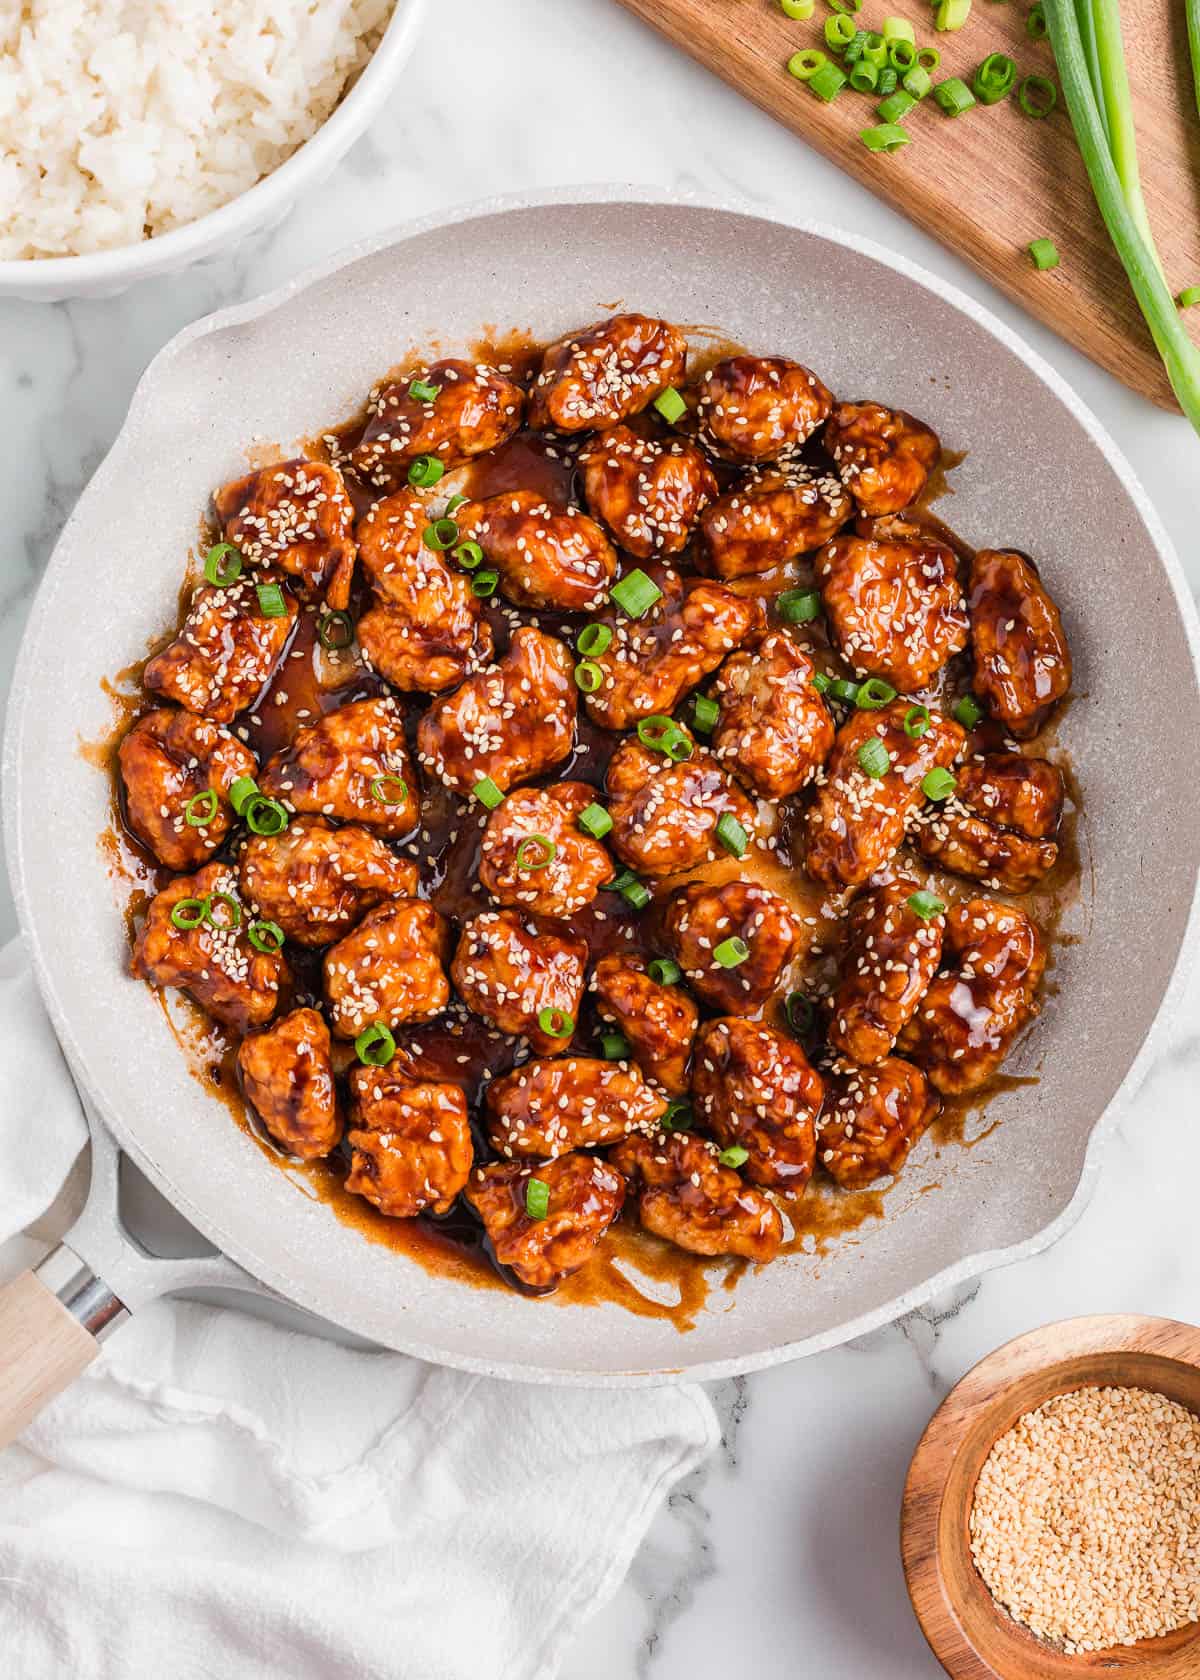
[614,0,1200,410]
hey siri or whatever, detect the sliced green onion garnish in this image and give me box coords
[170,896,209,931]
[637,715,694,761]
[781,0,814,15]
[954,694,984,729]
[608,869,652,910]
[857,677,897,709]
[473,777,504,809]
[934,0,970,29]
[825,13,857,48]
[1026,1,1046,37]
[184,789,219,827]
[423,517,459,551]
[808,61,848,100]
[203,542,242,588]
[610,569,662,619]
[857,736,891,778]
[1028,238,1061,271]
[369,773,408,806]
[229,775,259,815]
[536,1007,574,1039]
[578,801,613,839]
[648,957,682,986]
[812,672,833,696]
[827,0,862,12]
[863,31,887,65]
[244,794,289,836]
[718,1145,750,1169]
[690,694,720,734]
[516,834,557,871]
[317,609,354,650]
[204,891,241,931]
[407,455,444,488]
[247,919,285,954]
[934,76,976,114]
[888,39,916,70]
[600,1029,632,1060]
[661,1099,692,1131]
[256,582,287,618]
[917,45,940,69]
[974,51,1017,103]
[876,65,899,95]
[408,378,441,403]
[715,813,749,858]
[861,120,910,151]
[652,386,688,424]
[453,540,484,570]
[789,47,829,80]
[778,587,822,622]
[355,1022,396,1067]
[903,64,932,98]
[786,991,815,1036]
[903,704,931,738]
[576,622,613,656]
[471,569,499,598]
[524,1177,551,1220]
[1017,73,1057,117]
[713,936,749,969]
[878,89,917,123]
[849,58,878,92]
[1178,286,1200,310]
[882,15,915,42]
[921,767,957,801]
[445,493,468,515]
[574,660,604,693]
[829,678,861,703]
[907,890,946,921]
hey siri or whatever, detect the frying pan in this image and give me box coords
[4,191,1199,1427]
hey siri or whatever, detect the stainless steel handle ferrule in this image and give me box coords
[34,1244,129,1341]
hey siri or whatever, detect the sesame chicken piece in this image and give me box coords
[454,489,616,612]
[827,880,945,1065]
[348,359,524,493]
[590,953,699,1096]
[612,1132,782,1262]
[695,355,834,464]
[898,898,1046,1094]
[911,752,1064,892]
[815,520,969,691]
[345,1067,472,1217]
[485,1056,667,1158]
[691,1018,822,1191]
[450,908,587,1055]
[817,1056,938,1188]
[826,400,941,516]
[213,458,356,608]
[478,782,612,917]
[465,1152,626,1290]
[132,861,286,1034]
[578,424,718,558]
[527,313,688,433]
[696,464,852,579]
[118,708,256,872]
[605,735,756,877]
[805,700,965,889]
[662,879,801,1014]
[711,631,834,800]
[143,577,297,725]
[582,565,764,733]
[416,627,576,796]
[324,897,451,1040]
[240,815,418,948]
[259,696,419,839]
[968,548,1072,738]
[955,754,1065,839]
[237,1007,342,1160]
[355,488,493,693]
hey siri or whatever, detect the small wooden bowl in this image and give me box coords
[901,1315,1200,1677]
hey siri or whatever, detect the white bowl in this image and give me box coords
[0,0,428,302]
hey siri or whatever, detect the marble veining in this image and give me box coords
[1,2,1198,1675]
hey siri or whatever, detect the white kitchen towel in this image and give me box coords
[0,938,719,1680]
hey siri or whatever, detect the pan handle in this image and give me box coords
[0,1244,128,1452]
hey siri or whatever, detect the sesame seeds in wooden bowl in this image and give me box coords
[900,1316,1200,1678]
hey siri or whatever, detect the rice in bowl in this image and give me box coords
[0,0,393,260]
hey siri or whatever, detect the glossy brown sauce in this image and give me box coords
[88,331,1084,1335]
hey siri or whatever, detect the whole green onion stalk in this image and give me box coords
[1044,0,1200,435]
[1189,0,1200,124]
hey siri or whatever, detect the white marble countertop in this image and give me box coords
[1,1,1198,1674]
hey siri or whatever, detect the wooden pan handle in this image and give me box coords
[0,1261,122,1451]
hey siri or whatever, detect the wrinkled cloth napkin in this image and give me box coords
[0,939,718,1680]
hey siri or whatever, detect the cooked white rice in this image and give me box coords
[0,0,393,260]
